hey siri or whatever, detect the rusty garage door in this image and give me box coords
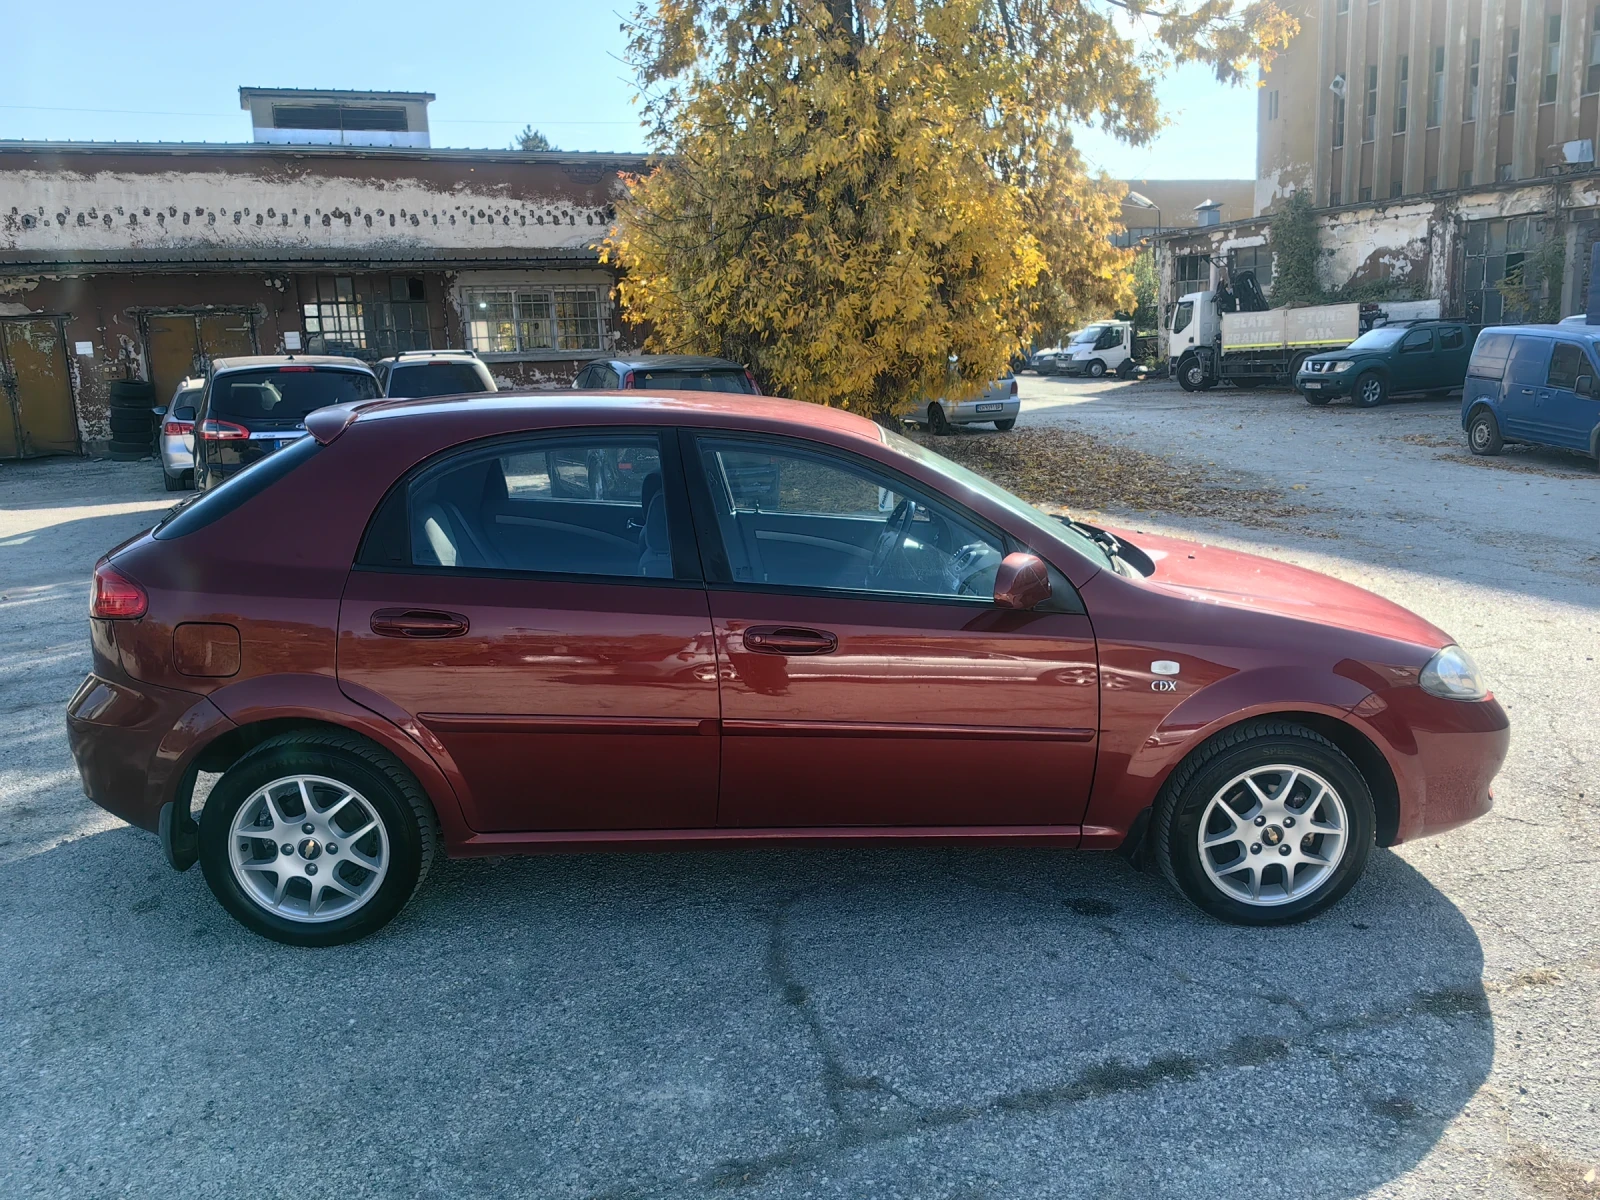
[143,311,257,405]
[0,318,79,459]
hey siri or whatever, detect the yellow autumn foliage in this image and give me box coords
[606,0,1296,416]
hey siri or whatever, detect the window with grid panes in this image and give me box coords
[462,287,605,353]
[1589,7,1600,93]
[1542,16,1560,104]
[1175,255,1210,288]
[302,275,430,358]
[1229,245,1272,295]
[1428,46,1444,126]
[1462,216,1546,324]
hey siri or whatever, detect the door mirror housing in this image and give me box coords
[993,552,1052,610]
[152,405,167,416]
[1576,374,1595,398]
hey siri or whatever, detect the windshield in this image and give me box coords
[386,362,491,398]
[880,428,1113,569]
[210,368,379,421]
[1071,326,1107,345]
[635,369,756,393]
[1344,327,1407,352]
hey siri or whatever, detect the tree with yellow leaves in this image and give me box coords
[606,0,1296,417]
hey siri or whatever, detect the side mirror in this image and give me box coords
[1577,374,1595,398]
[151,405,167,416]
[993,552,1052,610]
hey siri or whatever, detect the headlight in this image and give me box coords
[1331,361,1355,373]
[1420,644,1488,701]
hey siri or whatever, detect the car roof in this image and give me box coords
[592,355,748,371]
[1480,323,1599,337]
[381,350,484,364]
[210,354,375,374]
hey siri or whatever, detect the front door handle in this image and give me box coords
[742,625,838,655]
[371,608,470,639]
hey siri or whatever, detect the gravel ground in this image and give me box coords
[1,384,1596,1199]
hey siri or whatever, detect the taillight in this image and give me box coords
[199,418,250,440]
[163,420,194,436]
[1009,379,1018,395]
[621,371,636,388]
[745,369,762,394]
[90,562,147,620]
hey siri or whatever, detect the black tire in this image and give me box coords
[108,380,156,409]
[109,413,153,439]
[198,730,439,946]
[163,469,189,492]
[1354,370,1387,408]
[1152,720,1375,926]
[993,418,1016,431]
[1303,391,1332,406]
[1288,353,1308,384]
[1467,407,1503,455]
[1232,377,1264,389]
[106,440,152,460]
[1115,359,1135,380]
[928,402,953,436]
[1086,359,1107,378]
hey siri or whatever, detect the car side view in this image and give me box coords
[1459,323,1600,464]
[1296,320,1472,407]
[67,393,1508,945]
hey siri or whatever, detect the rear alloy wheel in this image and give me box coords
[1154,721,1374,925]
[1086,359,1107,378]
[1354,371,1387,408]
[928,402,953,436]
[1468,408,1503,456]
[198,731,437,945]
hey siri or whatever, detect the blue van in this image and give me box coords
[1462,324,1600,465]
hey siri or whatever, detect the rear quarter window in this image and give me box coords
[153,434,322,540]
[1467,331,1514,380]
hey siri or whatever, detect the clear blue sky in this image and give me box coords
[3,0,1257,179]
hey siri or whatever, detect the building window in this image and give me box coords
[1395,56,1409,132]
[1267,89,1280,120]
[302,275,432,359]
[1176,255,1210,288]
[1503,28,1519,112]
[1330,189,1342,205]
[1391,179,1403,198]
[1463,216,1544,323]
[1229,244,1273,294]
[1542,16,1561,103]
[1465,38,1481,120]
[1336,0,1349,12]
[1332,92,1347,148]
[1363,64,1379,141]
[1496,162,1515,182]
[1588,6,1600,93]
[1360,186,1373,201]
[1425,174,1439,191]
[1460,169,1473,187]
[462,287,605,354]
[1428,45,1445,126]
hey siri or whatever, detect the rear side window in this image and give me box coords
[1438,326,1466,351]
[210,368,379,420]
[1547,342,1588,390]
[153,435,321,540]
[385,362,493,398]
[634,369,755,394]
[1467,332,1513,379]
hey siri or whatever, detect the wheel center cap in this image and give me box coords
[297,837,323,861]
[1262,825,1284,846]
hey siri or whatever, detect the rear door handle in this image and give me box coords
[742,625,838,655]
[371,608,470,639]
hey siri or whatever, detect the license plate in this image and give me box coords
[976,402,1003,412]
[1302,381,1322,389]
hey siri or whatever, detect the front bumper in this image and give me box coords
[939,397,1021,425]
[1378,690,1510,844]
[1296,371,1355,397]
[66,671,233,833]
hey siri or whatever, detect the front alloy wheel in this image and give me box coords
[1153,721,1374,925]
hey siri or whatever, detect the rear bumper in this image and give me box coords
[159,435,191,477]
[66,671,233,833]
[940,397,1021,425]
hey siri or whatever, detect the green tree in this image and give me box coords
[608,0,1296,416]
[510,125,559,152]
[1116,248,1160,332]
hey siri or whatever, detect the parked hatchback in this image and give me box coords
[1297,320,1472,407]
[923,376,1020,434]
[192,356,380,490]
[574,355,760,393]
[1460,323,1600,463]
[154,378,204,492]
[375,350,497,399]
[68,393,1507,945]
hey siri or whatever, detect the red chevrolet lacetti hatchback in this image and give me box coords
[67,393,1509,944]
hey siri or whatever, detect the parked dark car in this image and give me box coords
[192,356,380,490]
[68,393,1507,945]
[375,350,497,399]
[1296,320,1472,407]
[573,355,760,393]
[1460,324,1600,463]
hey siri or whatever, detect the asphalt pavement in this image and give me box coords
[0,381,1595,1199]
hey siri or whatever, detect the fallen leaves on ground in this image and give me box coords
[1402,432,1597,477]
[906,425,1311,527]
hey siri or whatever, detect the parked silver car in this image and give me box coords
[923,376,1020,434]
[154,378,203,492]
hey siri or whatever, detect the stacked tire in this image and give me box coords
[107,380,156,460]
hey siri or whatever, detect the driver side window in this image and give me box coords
[692,436,1005,600]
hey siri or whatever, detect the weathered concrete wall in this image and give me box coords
[0,146,642,260]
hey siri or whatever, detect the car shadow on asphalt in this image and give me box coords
[2,828,1491,1198]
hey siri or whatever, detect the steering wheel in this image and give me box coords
[867,499,917,580]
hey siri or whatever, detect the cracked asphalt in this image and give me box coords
[2,380,1596,1199]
